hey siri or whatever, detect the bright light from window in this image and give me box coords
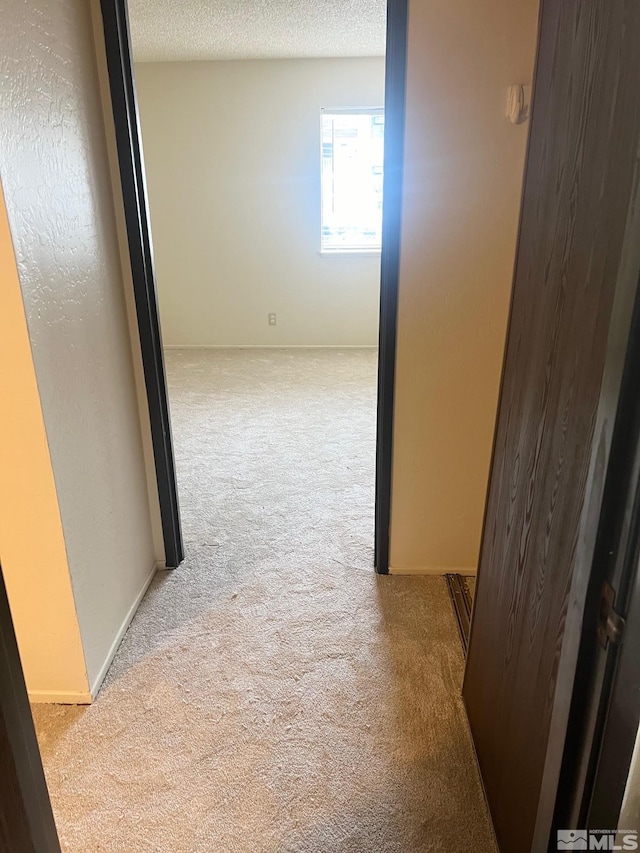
[321,109,384,253]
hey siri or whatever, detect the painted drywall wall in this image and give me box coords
[389,0,540,571]
[0,0,158,698]
[0,181,90,702]
[621,726,640,829]
[134,58,385,346]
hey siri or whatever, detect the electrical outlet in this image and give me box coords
[268,313,277,326]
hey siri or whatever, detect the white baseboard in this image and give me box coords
[88,561,158,700]
[29,689,93,705]
[163,344,378,350]
[389,566,477,576]
[28,563,158,705]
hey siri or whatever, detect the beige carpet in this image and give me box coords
[33,348,496,853]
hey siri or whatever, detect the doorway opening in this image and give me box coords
[100,0,407,577]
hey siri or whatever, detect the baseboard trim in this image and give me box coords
[163,345,378,350]
[29,689,93,705]
[88,561,158,700]
[28,563,157,705]
[446,573,474,655]
[389,565,477,576]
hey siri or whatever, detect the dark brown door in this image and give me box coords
[463,2,640,851]
[0,565,60,853]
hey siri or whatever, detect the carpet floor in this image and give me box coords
[33,348,496,852]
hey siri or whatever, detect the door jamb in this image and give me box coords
[98,0,407,575]
[375,0,408,573]
[532,147,640,848]
[552,278,640,834]
[98,0,183,568]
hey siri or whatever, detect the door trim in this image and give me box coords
[375,0,408,573]
[588,518,640,827]
[0,564,61,853]
[98,0,407,575]
[552,277,640,833]
[98,0,183,568]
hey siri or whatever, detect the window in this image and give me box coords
[321,109,385,253]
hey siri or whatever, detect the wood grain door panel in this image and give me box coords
[463,2,640,851]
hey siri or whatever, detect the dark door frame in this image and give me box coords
[0,564,61,852]
[98,0,408,575]
[99,0,183,569]
[374,0,408,573]
[588,505,640,829]
[588,532,640,829]
[553,275,640,835]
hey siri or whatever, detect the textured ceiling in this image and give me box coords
[128,0,387,62]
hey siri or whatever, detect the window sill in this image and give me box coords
[319,249,382,257]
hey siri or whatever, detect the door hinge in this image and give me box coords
[597,581,626,649]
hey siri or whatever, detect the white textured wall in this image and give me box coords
[390,0,540,571]
[134,58,385,346]
[621,727,640,829]
[0,0,158,697]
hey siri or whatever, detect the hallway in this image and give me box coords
[32,349,495,852]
